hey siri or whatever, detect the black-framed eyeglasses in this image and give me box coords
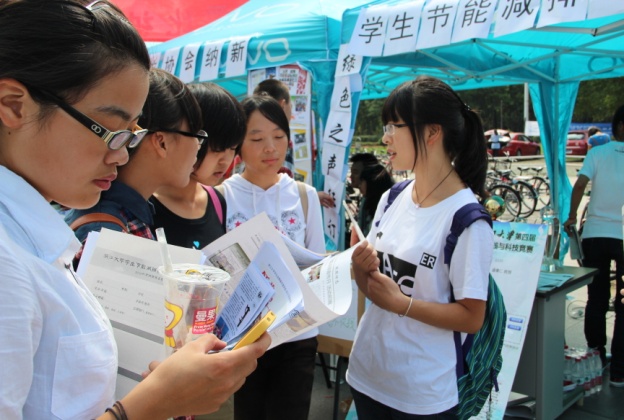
[383,123,409,136]
[34,89,148,150]
[151,129,208,146]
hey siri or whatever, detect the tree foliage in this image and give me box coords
[354,77,624,138]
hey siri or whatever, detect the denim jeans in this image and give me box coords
[350,386,458,420]
[582,237,624,377]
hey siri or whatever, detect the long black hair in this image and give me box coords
[138,69,202,140]
[360,163,395,218]
[381,76,488,198]
[188,83,246,165]
[0,0,150,114]
[253,79,291,104]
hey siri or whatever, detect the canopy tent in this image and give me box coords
[148,0,370,120]
[339,0,624,233]
[148,0,624,250]
[115,0,247,42]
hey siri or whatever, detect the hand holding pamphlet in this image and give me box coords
[78,212,355,398]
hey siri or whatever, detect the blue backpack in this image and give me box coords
[380,180,506,420]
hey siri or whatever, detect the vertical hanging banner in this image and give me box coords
[451,0,497,44]
[199,41,225,82]
[536,0,589,28]
[330,77,353,114]
[473,222,546,419]
[416,0,460,50]
[322,176,346,245]
[160,47,181,75]
[247,65,313,184]
[493,0,540,38]
[382,2,424,57]
[225,36,252,78]
[335,44,363,77]
[322,46,363,249]
[322,112,352,147]
[179,44,201,83]
[321,143,348,181]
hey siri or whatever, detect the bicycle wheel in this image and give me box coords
[512,179,538,218]
[487,184,522,221]
[531,176,551,207]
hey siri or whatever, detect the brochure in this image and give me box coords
[200,213,354,349]
[78,213,354,397]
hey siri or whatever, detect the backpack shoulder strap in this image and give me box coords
[444,203,492,265]
[203,185,223,225]
[296,181,308,222]
[374,179,412,228]
[69,212,128,233]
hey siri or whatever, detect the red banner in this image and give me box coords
[114,0,247,42]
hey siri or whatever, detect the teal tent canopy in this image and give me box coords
[148,0,370,127]
[149,0,624,250]
[340,1,624,233]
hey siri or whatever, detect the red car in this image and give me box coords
[485,129,541,156]
[566,130,589,155]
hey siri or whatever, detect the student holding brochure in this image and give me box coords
[348,76,493,419]
[0,1,268,419]
[219,95,325,420]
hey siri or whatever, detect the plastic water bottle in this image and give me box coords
[582,354,592,396]
[563,355,574,391]
[586,351,597,394]
[573,356,584,390]
[592,348,603,393]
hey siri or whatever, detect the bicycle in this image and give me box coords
[488,157,539,218]
[516,165,551,207]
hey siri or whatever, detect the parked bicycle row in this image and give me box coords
[485,156,551,221]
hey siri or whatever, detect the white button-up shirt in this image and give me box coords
[0,166,117,419]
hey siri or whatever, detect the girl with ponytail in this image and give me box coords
[347,76,493,419]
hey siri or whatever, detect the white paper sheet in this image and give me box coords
[416,0,459,50]
[160,47,181,75]
[78,229,202,399]
[199,40,225,81]
[179,43,201,83]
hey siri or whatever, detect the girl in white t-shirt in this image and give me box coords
[348,76,494,419]
[220,95,325,420]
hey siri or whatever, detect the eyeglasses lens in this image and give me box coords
[128,130,148,148]
[108,132,133,150]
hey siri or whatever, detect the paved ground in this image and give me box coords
[308,157,623,420]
